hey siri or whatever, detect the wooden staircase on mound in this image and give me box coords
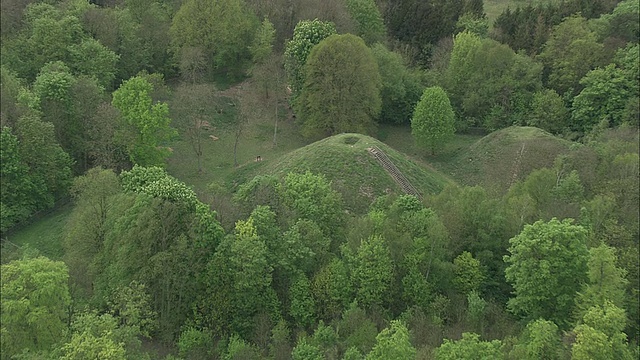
[368,146,421,199]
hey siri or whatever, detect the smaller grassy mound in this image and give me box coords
[448,126,572,193]
[238,133,452,213]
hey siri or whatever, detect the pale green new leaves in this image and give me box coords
[112,76,177,166]
[1,257,71,358]
[435,332,503,360]
[353,234,393,309]
[366,320,416,360]
[411,86,455,154]
[504,218,589,327]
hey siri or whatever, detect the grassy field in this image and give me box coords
[0,203,72,264]
[485,0,561,24]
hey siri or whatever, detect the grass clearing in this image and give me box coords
[1,204,72,264]
[484,0,561,24]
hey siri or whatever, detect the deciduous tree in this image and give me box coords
[504,218,589,327]
[411,86,455,154]
[296,34,381,137]
[112,75,177,166]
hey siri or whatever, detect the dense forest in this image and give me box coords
[0,0,638,359]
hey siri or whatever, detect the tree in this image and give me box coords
[170,0,258,78]
[345,0,386,45]
[571,64,635,133]
[1,257,71,358]
[15,114,73,205]
[292,338,323,360]
[411,86,455,154]
[111,75,177,166]
[352,234,393,309]
[284,19,337,98]
[0,128,35,232]
[289,273,316,329]
[513,319,562,360]
[366,320,416,360]
[370,43,423,124]
[539,15,606,96]
[64,167,121,299]
[527,89,569,134]
[435,332,503,360]
[575,243,628,316]
[67,37,119,89]
[504,218,589,327]
[296,34,381,137]
[453,251,484,295]
[250,17,276,65]
[572,301,633,360]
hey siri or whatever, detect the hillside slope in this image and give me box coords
[234,133,453,213]
[446,126,572,193]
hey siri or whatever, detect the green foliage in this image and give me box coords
[337,304,378,354]
[370,44,424,124]
[178,327,213,360]
[112,75,177,166]
[291,338,323,360]
[345,0,386,45]
[284,19,337,98]
[539,15,606,96]
[278,171,344,238]
[455,12,489,37]
[289,273,316,329]
[297,34,381,137]
[366,320,416,360]
[572,64,636,133]
[575,243,628,318]
[435,332,503,360]
[572,301,633,360]
[1,257,71,358]
[15,114,73,204]
[411,86,455,154]
[67,38,119,89]
[171,0,258,78]
[250,17,276,65]
[445,31,542,130]
[312,258,353,320]
[504,218,589,327]
[527,89,569,134]
[512,319,562,360]
[453,251,484,294]
[352,235,393,309]
[0,128,36,232]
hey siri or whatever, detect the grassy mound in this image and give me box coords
[447,126,572,193]
[234,133,453,213]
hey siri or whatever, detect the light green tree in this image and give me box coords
[1,257,71,358]
[284,19,337,98]
[435,332,503,360]
[366,320,416,360]
[411,86,455,154]
[511,319,562,360]
[297,34,381,137]
[453,251,484,294]
[67,37,119,89]
[504,218,589,327]
[572,301,633,360]
[0,128,35,232]
[345,0,386,45]
[112,75,177,166]
[353,234,393,309]
[527,89,569,134]
[575,243,628,318]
